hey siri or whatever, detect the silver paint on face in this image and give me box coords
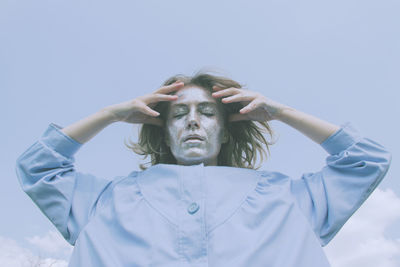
[165,86,227,166]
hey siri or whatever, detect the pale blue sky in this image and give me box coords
[1,0,399,264]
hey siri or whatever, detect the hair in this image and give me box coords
[125,70,276,170]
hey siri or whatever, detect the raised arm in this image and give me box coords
[60,109,116,144]
[211,85,339,143]
[61,81,185,144]
[273,106,340,144]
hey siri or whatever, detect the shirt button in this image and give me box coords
[187,202,200,214]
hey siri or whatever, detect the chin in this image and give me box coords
[180,157,204,164]
[177,154,218,166]
[177,155,207,165]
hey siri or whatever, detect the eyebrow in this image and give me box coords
[170,102,218,109]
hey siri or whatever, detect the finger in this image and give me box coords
[212,88,242,98]
[240,100,261,113]
[141,105,160,117]
[228,113,249,122]
[156,81,185,94]
[212,85,237,92]
[212,85,224,91]
[146,93,178,105]
[212,85,237,91]
[221,94,254,104]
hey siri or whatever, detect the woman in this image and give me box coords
[16,71,391,266]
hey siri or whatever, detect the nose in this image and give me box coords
[187,119,199,129]
[186,109,200,130]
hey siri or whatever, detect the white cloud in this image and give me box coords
[27,230,73,260]
[0,236,68,267]
[324,188,400,267]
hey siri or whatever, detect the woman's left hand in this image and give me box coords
[212,85,289,122]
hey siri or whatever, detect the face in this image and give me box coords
[165,86,228,166]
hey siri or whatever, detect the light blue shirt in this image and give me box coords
[15,122,391,267]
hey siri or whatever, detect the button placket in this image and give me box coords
[177,164,208,265]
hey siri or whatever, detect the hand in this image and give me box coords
[212,85,288,122]
[102,81,185,126]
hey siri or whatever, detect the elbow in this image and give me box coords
[15,154,71,192]
[379,149,392,175]
[327,140,392,180]
[365,148,392,185]
[367,139,392,174]
[356,139,392,175]
[15,156,33,190]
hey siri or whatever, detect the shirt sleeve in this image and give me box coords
[289,122,392,247]
[15,123,112,245]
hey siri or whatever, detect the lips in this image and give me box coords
[183,135,205,142]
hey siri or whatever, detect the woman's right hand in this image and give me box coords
[102,81,185,127]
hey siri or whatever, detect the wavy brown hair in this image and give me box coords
[125,70,276,170]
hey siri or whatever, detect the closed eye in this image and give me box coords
[174,113,214,118]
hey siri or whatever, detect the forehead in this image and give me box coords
[171,86,215,105]
[167,86,225,118]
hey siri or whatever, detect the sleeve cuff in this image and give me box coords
[40,123,83,158]
[320,122,363,155]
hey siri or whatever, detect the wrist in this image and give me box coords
[272,105,296,122]
[99,108,119,124]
